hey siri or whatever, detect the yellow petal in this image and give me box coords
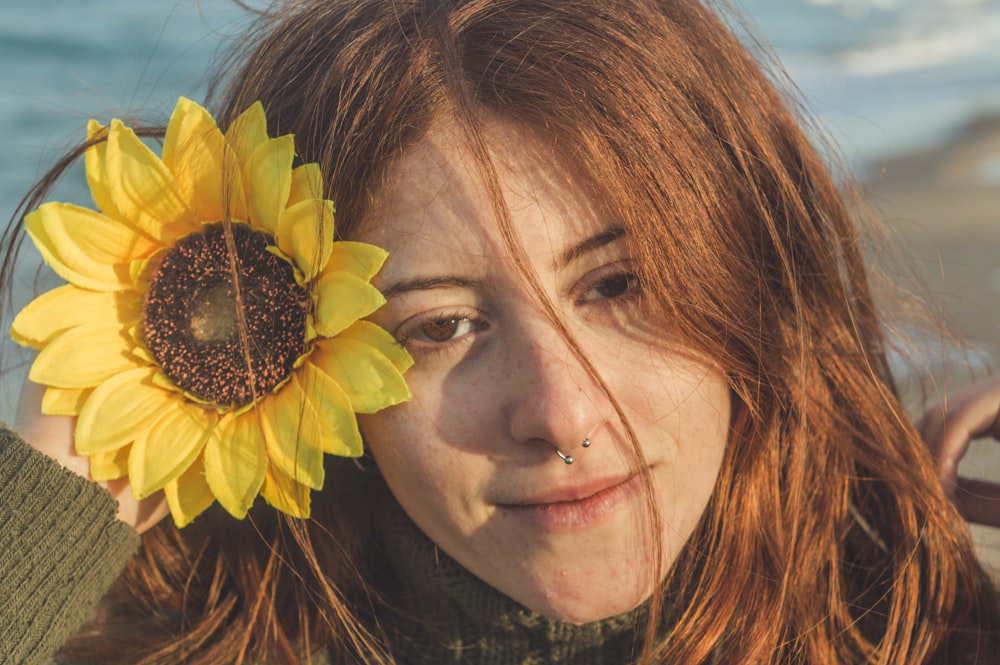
[313,271,385,337]
[30,322,143,389]
[85,120,121,219]
[75,367,171,455]
[25,203,157,291]
[41,386,91,416]
[337,320,414,373]
[299,362,363,455]
[261,377,324,490]
[245,135,294,235]
[287,163,323,207]
[203,412,267,519]
[129,246,168,291]
[261,464,310,519]
[162,97,233,224]
[11,285,140,349]
[128,404,216,499]
[89,444,130,481]
[325,241,387,281]
[164,455,215,528]
[276,198,334,282]
[104,119,199,241]
[224,101,269,165]
[310,337,411,414]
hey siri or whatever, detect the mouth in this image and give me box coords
[496,472,641,530]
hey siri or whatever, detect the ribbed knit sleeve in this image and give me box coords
[0,427,140,665]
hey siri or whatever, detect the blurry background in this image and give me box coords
[1,0,999,559]
[0,0,249,416]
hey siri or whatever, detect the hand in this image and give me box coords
[14,378,169,533]
[918,376,1000,528]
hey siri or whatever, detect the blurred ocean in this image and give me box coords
[1,0,999,417]
[740,0,1000,174]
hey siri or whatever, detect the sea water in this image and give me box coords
[1,0,999,419]
[739,0,1000,173]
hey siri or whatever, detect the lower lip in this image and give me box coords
[498,474,640,530]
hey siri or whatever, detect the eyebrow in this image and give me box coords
[559,226,626,266]
[380,227,626,299]
[380,276,485,299]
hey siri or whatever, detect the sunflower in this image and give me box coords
[11,97,412,527]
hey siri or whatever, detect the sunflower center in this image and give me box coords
[189,283,238,343]
[142,223,308,407]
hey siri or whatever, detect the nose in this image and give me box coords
[504,320,611,459]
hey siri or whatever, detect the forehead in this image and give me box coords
[354,117,607,268]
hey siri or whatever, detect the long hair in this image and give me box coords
[5,0,996,662]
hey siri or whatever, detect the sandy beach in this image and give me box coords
[864,115,1000,574]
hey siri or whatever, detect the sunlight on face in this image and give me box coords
[356,117,729,624]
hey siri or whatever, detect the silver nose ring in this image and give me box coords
[553,438,592,465]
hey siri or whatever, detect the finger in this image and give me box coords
[105,478,170,534]
[955,476,1000,528]
[928,381,1000,476]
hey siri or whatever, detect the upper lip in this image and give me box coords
[498,472,637,506]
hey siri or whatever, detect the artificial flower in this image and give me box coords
[11,97,412,527]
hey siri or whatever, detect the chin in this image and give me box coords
[541,595,650,625]
[519,572,654,625]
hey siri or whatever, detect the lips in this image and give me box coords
[510,472,636,505]
[496,472,640,530]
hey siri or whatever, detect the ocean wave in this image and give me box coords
[834,14,1000,76]
[802,0,993,20]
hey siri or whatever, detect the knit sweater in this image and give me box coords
[0,427,140,665]
[0,428,645,665]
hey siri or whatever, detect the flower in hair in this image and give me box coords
[11,97,412,527]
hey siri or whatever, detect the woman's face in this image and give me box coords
[356,118,730,624]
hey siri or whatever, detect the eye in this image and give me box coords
[580,270,639,302]
[395,313,488,351]
[414,317,476,343]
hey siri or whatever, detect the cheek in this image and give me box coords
[605,351,730,517]
[359,405,440,492]
[363,365,500,461]
[357,392,494,536]
[608,348,729,435]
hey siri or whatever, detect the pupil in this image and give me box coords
[142,223,308,407]
[597,273,635,298]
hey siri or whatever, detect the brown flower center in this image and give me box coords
[143,223,307,407]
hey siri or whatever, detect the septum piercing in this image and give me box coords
[554,448,574,464]
[554,438,592,465]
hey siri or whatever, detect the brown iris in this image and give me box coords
[142,223,307,407]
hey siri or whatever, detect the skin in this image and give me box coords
[356,117,732,624]
[15,380,168,532]
[918,376,1000,528]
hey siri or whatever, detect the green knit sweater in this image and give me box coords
[0,428,645,664]
[0,427,140,664]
